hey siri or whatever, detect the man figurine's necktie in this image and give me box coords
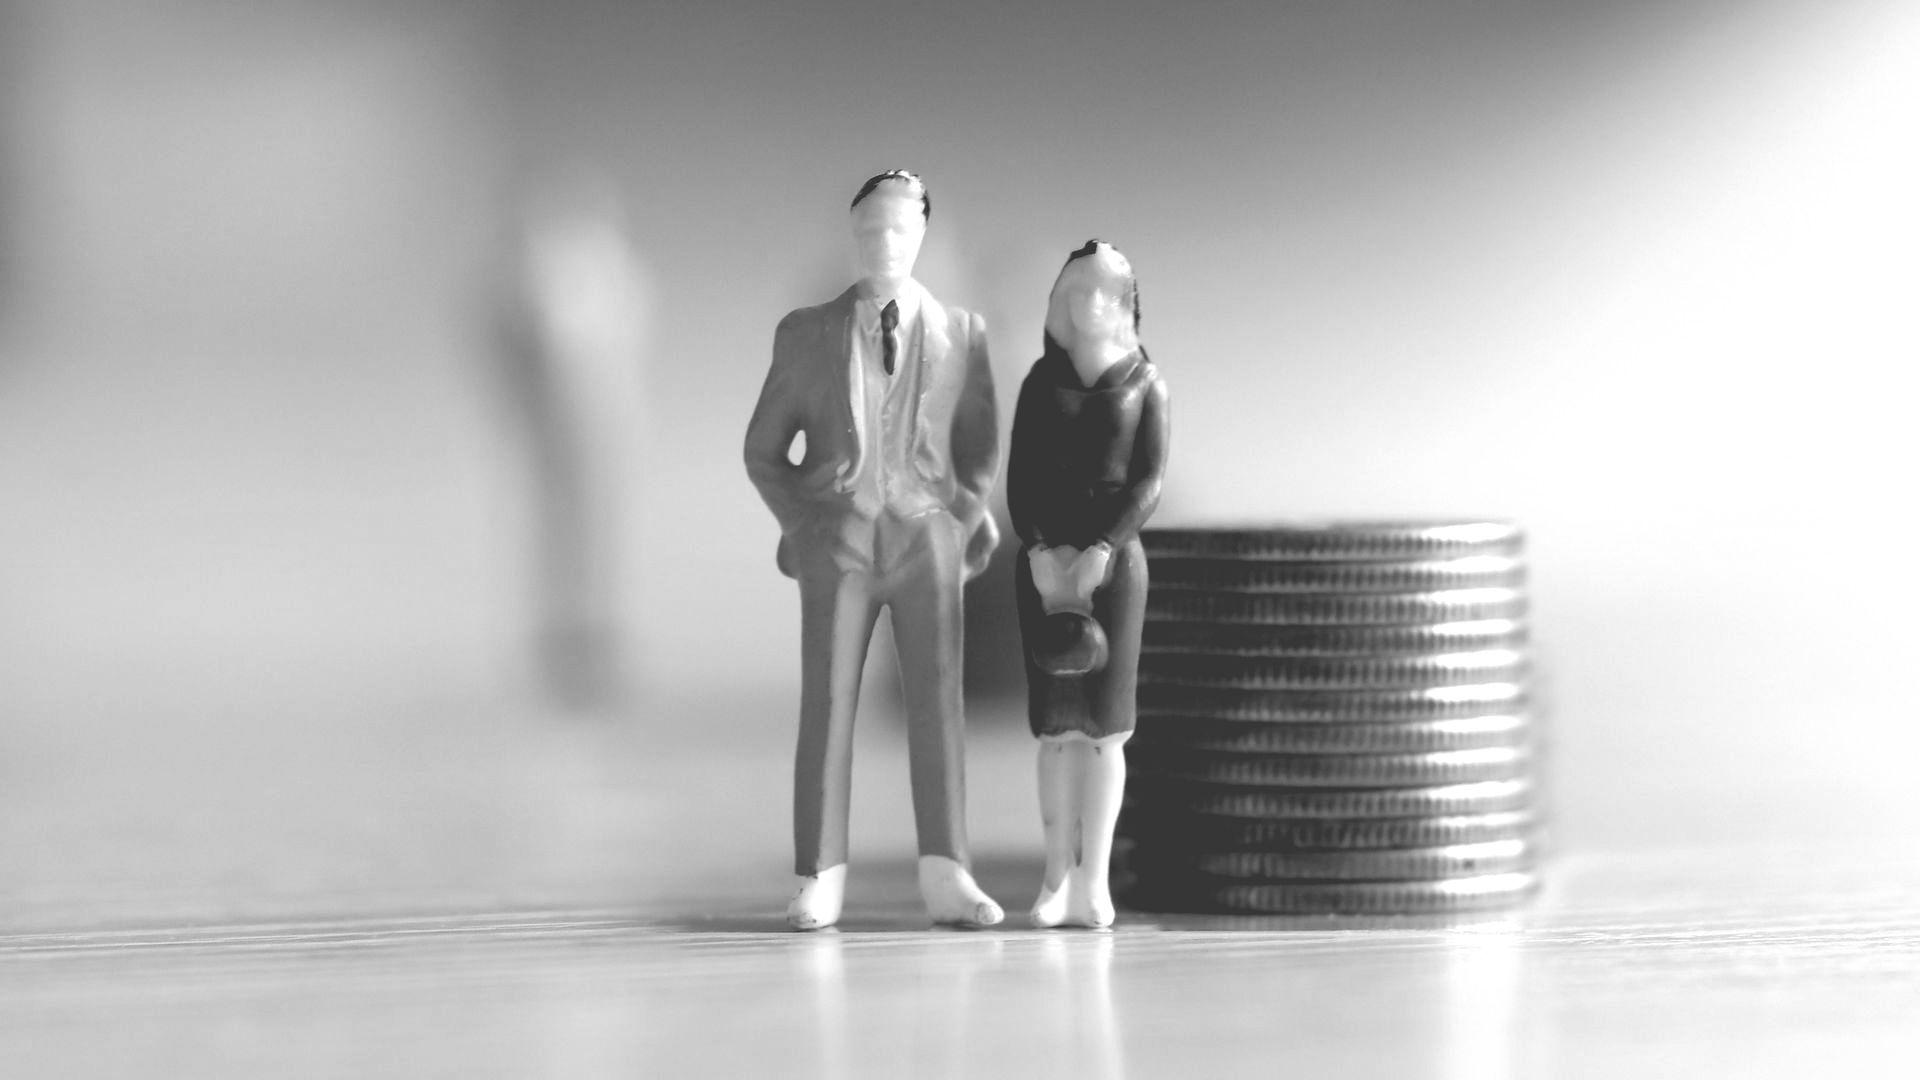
[880,299,899,376]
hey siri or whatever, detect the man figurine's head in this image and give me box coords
[849,170,930,292]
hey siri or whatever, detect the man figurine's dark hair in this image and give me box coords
[850,170,932,221]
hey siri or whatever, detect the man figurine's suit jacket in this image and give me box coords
[745,283,1000,582]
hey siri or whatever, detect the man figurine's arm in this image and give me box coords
[743,312,822,535]
[949,312,1001,579]
[948,312,1000,526]
[1005,367,1044,549]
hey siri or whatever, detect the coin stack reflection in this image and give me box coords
[1116,521,1541,915]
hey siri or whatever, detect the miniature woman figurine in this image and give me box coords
[1009,240,1170,928]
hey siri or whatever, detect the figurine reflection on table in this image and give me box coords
[744,171,1004,930]
[1009,241,1170,929]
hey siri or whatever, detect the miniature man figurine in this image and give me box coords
[745,171,1004,930]
[1009,241,1169,928]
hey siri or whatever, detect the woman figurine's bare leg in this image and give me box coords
[1031,736,1077,927]
[1065,732,1129,928]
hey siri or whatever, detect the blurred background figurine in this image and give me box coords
[743,171,1004,930]
[1010,241,1169,929]
[493,171,654,713]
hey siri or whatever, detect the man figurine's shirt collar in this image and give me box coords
[856,278,924,333]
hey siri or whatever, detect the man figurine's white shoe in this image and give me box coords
[918,855,1004,928]
[787,865,847,930]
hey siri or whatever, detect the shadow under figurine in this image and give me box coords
[743,171,1004,930]
[1009,240,1170,929]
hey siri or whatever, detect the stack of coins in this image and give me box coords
[1115,521,1541,916]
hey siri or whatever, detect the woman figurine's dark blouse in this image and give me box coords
[1009,339,1169,554]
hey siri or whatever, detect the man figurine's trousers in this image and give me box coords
[791,509,971,875]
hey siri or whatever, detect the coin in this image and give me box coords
[1145,588,1528,626]
[1116,808,1540,851]
[1119,837,1539,881]
[1148,556,1525,594]
[1124,777,1535,818]
[1136,682,1529,722]
[1128,746,1532,787]
[1116,872,1541,915]
[1128,714,1533,754]
[1141,521,1524,562]
[1140,618,1529,657]
[1138,650,1529,690]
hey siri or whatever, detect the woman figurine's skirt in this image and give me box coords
[1015,538,1147,739]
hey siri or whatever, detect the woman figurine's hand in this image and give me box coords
[1072,542,1114,598]
[1028,545,1063,602]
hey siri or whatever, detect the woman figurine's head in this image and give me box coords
[1043,240,1140,354]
